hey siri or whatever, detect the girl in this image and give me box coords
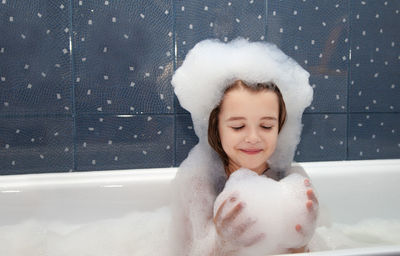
[171,38,317,256]
[209,80,318,255]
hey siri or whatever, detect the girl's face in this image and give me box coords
[218,88,279,176]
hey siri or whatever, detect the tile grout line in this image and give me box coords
[69,0,77,172]
[172,0,177,167]
[346,0,352,161]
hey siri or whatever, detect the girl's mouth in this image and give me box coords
[240,149,263,155]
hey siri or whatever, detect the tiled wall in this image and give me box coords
[0,0,399,175]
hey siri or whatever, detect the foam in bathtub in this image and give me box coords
[214,168,316,255]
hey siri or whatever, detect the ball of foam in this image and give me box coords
[171,38,313,171]
[213,169,316,255]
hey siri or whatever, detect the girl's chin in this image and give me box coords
[239,164,267,174]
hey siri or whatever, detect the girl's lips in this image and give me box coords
[240,149,262,155]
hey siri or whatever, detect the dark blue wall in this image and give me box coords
[0,0,399,175]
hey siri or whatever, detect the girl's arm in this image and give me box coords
[172,171,220,256]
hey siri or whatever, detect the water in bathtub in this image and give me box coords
[1,205,400,256]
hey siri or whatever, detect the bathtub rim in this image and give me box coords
[0,158,400,182]
[0,158,399,188]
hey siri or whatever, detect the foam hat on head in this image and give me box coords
[172,38,313,172]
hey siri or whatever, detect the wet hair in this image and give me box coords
[208,80,287,168]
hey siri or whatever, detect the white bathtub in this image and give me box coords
[1,159,400,256]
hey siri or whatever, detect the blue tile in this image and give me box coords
[349,0,400,112]
[0,0,72,115]
[75,114,174,171]
[267,0,349,113]
[175,114,199,166]
[295,114,347,162]
[348,113,400,160]
[73,0,174,114]
[0,115,74,175]
[175,0,266,59]
[175,0,266,113]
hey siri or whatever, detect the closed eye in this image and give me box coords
[231,126,244,130]
[261,126,272,130]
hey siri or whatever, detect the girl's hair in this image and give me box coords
[208,80,287,168]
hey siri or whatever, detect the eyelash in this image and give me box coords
[231,126,272,130]
[232,126,244,130]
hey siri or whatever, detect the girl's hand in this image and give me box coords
[213,195,265,250]
[290,178,319,252]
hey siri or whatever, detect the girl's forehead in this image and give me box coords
[221,88,278,107]
[220,89,279,118]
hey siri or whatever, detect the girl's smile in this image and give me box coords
[239,148,263,155]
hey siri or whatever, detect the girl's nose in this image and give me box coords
[244,129,261,144]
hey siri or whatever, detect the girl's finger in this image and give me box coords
[306,189,319,204]
[243,232,266,247]
[306,200,313,212]
[221,202,245,228]
[232,218,256,237]
[214,199,228,225]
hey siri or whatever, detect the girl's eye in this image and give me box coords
[261,126,272,130]
[231,126,244,130]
